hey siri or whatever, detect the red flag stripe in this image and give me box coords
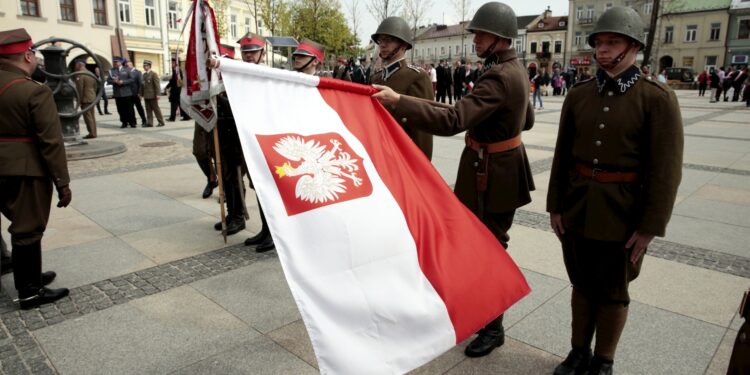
[316,78,530,342]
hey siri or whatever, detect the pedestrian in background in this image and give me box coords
[166,58,190,121]
[697,69,708,96]
[141,60,164,127]
[74,60,97,138]
[94,66,111,115]
[453,59,466,101]
[107,57,136,128]
[126,61,147,126]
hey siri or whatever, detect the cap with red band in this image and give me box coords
[219,43,236,59]
[0,28,33,55]
[237,32,265,52]
[293,39,325,62]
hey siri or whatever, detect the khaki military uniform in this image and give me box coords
[75,72,97,137]
[0,63,70,246]
[371,58,436,160]
[547,66,683,303]
[389,49,534,246]
[333,65,352,81]
[141,69,164,126]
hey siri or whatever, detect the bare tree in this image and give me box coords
[346,0,362,43]
[366,0,403,23]
[403,0,432,62]
[451,0,471,58]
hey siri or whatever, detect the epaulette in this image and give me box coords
[641,74,672,93]
[407,64,424,73]
[25,76,43,85]
[572,77,594,88]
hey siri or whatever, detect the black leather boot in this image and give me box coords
[553,347,592,375]
[587,356,614,375]
[18,287,70,310]
[254,235,275,253]
[196,159,217,199]
[13,242,69,309]
[245,200,270,246]
[464,317,505,358]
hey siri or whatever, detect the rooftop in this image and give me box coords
[663,0,731,14]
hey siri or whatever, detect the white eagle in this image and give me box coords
[273,136,364,204]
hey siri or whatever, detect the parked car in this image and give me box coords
[665,67,695,82]
[160,75,170,95]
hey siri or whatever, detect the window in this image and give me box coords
[682,56,694,68]
[245,17,251,33]
[441,46,445,55]
[257,19,263,35]
[586,6,594,19]
[605,2,613,11]
[542,41,550,53]
[554,41,562,54]
[559,21,566,27]
[665,26,673,43]
[710,23,721,41]
[93,0,107,25]
[530,42,537,53]
[20,0,40,17]
[706,55,717,66]
[576,7,584,20]
[455,45,459,54]
[686,25,697,42]
[515,39,522,54]
[624,0,633,8]
[575,32,582,48]
[644,31,649,44]
[168,1,178,29]
[230,14,237,39]
[145,0,156,26]
[538,22,544,29]
[643,1,653,15]
[740,19,750,39]
[471,44,475,53]
[118,0,130,23]
[60,0,76,21]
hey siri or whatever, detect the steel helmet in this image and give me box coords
[371,16,413,50]
[588,6,646,50]
[466,2,518,40]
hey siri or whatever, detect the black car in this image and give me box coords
[665,67,695,82]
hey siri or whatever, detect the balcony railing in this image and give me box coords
[577,16,596,25]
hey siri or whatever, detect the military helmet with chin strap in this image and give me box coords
[466,2,518,40]
[371,16,413,50]
[587,6,646,50]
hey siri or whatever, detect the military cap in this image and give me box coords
[143,59,152,65]
[112,56,123,62]
[237,33,265,52]
[371,17,413,49]
[0,28,33,55]
[219,44,236,59]
[588,6,646,50]
[293,39,325,62]
[74,59,86,65]
[466,2,518,40]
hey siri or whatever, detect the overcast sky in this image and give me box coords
[347,0,570,47]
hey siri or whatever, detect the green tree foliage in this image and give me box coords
[259,0,292,36]
[289,0,358,58]
[213,0,229,38]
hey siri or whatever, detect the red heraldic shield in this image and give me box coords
[256,132,373,216]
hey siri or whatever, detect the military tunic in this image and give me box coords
[0,63,70,246]
[546,66,683,302]
[371,58,435,160]
[75,72,97,137]
[141,69,164,126]
[389,49,534,247]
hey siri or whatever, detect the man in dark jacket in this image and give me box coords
[107,57,137,128]
[165,58,190,121]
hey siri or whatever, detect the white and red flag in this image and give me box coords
[218,58,530,374]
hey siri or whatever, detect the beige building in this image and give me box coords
[658,0,731,72]
[0,0,116,69]
[525,8,568,73]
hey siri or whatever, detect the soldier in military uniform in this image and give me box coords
[546,7,683,375]
[332,56,352,81]
[292,39,325,75]
[370,16,435,160]
[373,2,534,358]
[0,28,72,309]
[107,57,137,128]
[74,60,97,138]
[141,60,164,127]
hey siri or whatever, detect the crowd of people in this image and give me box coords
[696,66,750,106]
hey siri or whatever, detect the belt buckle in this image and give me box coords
[591,168,602,178]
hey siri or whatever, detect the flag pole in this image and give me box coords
[212,124,228,243]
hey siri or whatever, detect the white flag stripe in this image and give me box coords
[219,59,455,374]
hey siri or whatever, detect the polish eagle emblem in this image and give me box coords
[272,135,364,204]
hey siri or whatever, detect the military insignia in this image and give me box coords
[256,133,373,216]
[596,65,640,95]
[407,64,424,73]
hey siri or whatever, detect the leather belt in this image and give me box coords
[465,133,523,154]
[575,163,638,183]
[0,136,34,143]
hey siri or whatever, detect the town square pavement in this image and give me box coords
[0,91,748,374]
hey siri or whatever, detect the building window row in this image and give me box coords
[21,0,110,25]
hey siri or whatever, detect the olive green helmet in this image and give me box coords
[588,6,646,50]
[466,2,518,40]
[371,16,413,50]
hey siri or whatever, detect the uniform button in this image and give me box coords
[593,158,599,165]
[401,117,407,123]
[599,123,605,129]
[595,140,601,146]
[607,91,614,96]
[603,106,610,112]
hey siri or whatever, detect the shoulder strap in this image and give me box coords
[0,78,30,97]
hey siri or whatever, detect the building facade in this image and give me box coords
[727,0,750,68]
[525,9,568,73]
[409,15,538,67]
[658,0,731,72]
[1,0,116,70]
